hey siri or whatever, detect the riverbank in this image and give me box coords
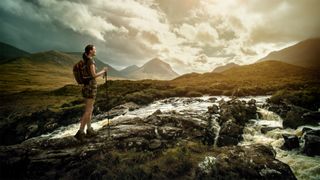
[1,96,301,179]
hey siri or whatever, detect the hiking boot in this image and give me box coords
[74,130,85,141]
[86,127,98,137]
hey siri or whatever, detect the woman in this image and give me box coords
[74,44,107,141]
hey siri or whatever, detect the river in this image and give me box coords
[41,95,320,180]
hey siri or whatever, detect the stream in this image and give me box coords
[41,95,320,180]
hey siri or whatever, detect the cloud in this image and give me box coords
[0,0,319,74]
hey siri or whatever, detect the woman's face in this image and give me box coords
[90,46,96,56]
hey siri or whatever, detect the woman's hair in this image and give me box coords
[85,44,94,54]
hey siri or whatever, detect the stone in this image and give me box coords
[195,144,296,180]
[282,134,299,150]
[261,127,280,134]
[303,130,320,156]
[149,139,162,150]
[207,105,219,114]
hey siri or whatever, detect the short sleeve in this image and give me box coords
[87,58,95,66]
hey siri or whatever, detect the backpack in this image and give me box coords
[73,59,92,84]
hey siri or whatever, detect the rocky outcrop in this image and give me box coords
[0,102,141,146]
[196,144,296,180]
[282,134,299,150]
[266,103,320,129]
[208,98,257,146]
[0,121,296,180]
[303,130,320,156]
[0,98,297,179]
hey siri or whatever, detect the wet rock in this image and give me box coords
[207,104,219,114]
[270,103,320,129]
[213,98,258,147]
[208,97,217,103]
[282,134,299,150]
[195,144,296,180]
[152,109,162,115]
[303,130,320,156]
[217,120,243,146]
[261,126,280,134]
[267,103,290,119]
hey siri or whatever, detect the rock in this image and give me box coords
[208,97,217,103]
[195,144,296,180]
[149,139,162,150]
[261,126,280,134]
[302,127,313,133]
[282,134,299,150]
[282,106,319,129]
[302,111,320,124]
[207,105,219,114]
[248,99,256,105]
[217,120,243,147]
[213,98,258,147]
[152,109,162,115]
[303,130,320,156]
[267,103,290,119]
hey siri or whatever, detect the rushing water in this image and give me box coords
[41,95,319,180]
[241,108,320,180]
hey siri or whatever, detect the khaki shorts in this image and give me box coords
[82,80,97,99]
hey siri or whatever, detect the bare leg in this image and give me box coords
[79,98,94,131]
[86,99,95,129]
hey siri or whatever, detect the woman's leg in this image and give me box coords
[79,98,94,131]
[86,99,95,129]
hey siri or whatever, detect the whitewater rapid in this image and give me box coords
[41,95,319,180]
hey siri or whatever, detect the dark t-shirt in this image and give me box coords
[86,58,97,81]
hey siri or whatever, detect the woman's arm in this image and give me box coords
[89,64,107,79]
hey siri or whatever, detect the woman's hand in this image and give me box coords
[103,67,108,73]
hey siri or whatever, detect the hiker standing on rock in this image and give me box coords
[74,44,107,141]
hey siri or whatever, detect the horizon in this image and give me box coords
[1,0,320,74]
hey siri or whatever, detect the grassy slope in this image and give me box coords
[0,51,111,93]
[0,60,319,119]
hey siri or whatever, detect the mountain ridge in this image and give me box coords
[0,42,30,62]
[127,57,179,80]
[257,38,320,70]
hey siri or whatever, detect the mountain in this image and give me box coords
[120,65,139,74]
[66,52,123,78]
[0,50,124,93]
[221,60,317,78]
[0,42,30,62]
[0,50,82,93]
[127,58,179,80]
[257,38,320,70]
[171,60,319,89]
[212,62,240,73]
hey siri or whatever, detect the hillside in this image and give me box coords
[120,65,139,74]
[257,38,320,70]
[170,60,319,95]
[0,42,30,62]
[0,51,79,93]
[212,62,240,73]
[128,58,179,80]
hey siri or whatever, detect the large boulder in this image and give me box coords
[210,98,258,147]
[303,130,320,156]
[282,134,299,150]
[217,120,243,146]
[196,144,296,180]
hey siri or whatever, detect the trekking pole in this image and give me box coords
[104,70,110,138]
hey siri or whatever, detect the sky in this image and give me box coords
[0,0,319,74]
